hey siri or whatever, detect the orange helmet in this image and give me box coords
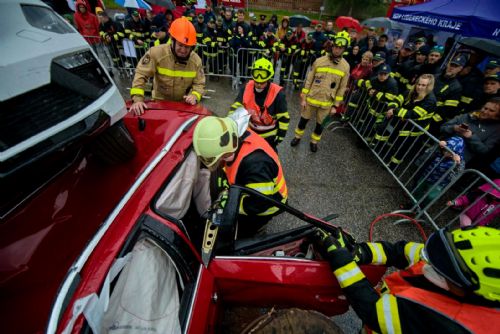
[169,17,197,46]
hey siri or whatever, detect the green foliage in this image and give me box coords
[103,0,120,10]
[324,0,387,20]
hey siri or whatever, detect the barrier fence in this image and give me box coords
[88,35,498,229]
[86,35,314,91]
[333,83,499,230]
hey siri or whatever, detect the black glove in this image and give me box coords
[314,228,354,270]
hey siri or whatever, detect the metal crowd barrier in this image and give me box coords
[87,35,315,92]
[335,84,499,230]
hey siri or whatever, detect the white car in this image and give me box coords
[0,0,135,218]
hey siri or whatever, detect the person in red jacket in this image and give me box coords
[73,0,100,46]
[316,225,500,333]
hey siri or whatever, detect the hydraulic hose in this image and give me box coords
[369,213,428,242]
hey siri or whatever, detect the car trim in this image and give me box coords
[183,264,203,334]
[46,115,199,333]
[215,256,317,262]
[0,85,125,161]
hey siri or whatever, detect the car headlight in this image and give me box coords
[54,51,94,70]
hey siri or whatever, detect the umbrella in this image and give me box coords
[289,15,311,28]
[335,16,361,32]
[458,37,500,56]
[147,0,176,10]
[361,17,404,30]
[114,0,152,10]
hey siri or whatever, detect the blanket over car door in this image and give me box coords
[100,238,182,334]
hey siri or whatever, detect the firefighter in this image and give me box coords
[374,73,437,167]
[193,116,288,237]
[291,33,315,90]
[346,64,400,140]
[291,32,350,152]
[275,29,298,86]
[201,18,218,75]
[323,21,336,41]
[310,23,327,59]
[124,10,148,62]
[215,16,230,77]
[256,14,268,39]
[149,26,168,47]
[193,13,206,44]
[316,225,500,334]
[258,27,278,60]
[130,17,205,115]
[97,10,125,70]
[230,58,289,150]
[430,54,464,135]
[390,42,416,85]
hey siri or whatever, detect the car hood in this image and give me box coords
[0,0,91,100]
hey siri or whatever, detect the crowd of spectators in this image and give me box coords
[65,1,499,180]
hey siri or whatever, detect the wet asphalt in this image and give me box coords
[115,74,426,333]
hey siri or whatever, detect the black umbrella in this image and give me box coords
[147,0,176,10]
[459,37,500,56]
[289,15,311,28]
[361,17,404,31]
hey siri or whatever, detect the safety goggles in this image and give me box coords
[252,68,271,81]
[424,229,476,289]
[334,38,348,47]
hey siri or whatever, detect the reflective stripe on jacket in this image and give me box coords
[224,130,287,216]
[379,261,500,334]
[302,55,350,108]
[131,43,205,103]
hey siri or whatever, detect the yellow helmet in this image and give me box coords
[424,226,500,302]
[251,58,274,83]
[334,31,350,48]
[193,116,239,168]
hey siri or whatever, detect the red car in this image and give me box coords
[2,101,386,333]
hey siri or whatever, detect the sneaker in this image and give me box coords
[290,137,301,147]
[309,142,318,152]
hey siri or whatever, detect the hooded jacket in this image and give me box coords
[73,0,100,44]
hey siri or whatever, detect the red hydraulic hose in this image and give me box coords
[369,213,428,242]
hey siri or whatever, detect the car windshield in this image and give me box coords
[22,4,74,34]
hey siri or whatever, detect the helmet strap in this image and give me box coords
[171,40,191,63]
[329,52,341,64]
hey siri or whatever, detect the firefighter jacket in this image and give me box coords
[131,43,205,103]
[231,81,289,142]
[201,28,218,58]
[327,240,500,334]
[193,21,206,44]
[458,67,484,113]
[357,76,400,115]
[99,18,124,43]
[294,40,314,62]
[258,34,278,56]
[124,17,147,45]
[215,24,230,48]
[434,73,463,122]
[224,130,288,217]
[248,24,260,48]
[323,29,336,41]
[302,55,350,108]
[396,91,437,132]
[395,59,419,92]
[274,36,298,57]
[310,31,327,54]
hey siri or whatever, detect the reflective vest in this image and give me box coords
[224,130,288,213]
[378,261,500,334]
[243,81,282,131]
